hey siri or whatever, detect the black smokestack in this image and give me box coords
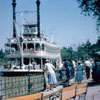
[36,0,40,38]
[12,0,16,38]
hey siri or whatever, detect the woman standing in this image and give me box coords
[75,61,84,84]
[44,60,57,90]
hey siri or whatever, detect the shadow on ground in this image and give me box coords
[88,81,100,87]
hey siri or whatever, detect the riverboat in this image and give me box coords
[0,0,62,99]
[3,0,62,72]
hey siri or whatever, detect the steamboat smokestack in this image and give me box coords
[12,0,16,38]
[36,0,40,38]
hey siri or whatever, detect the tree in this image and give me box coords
[84,39,91,53]
[61,38,100,61]
[95,36,100,51]
[0,49,5,60]
[77,0,100,32]
[61,47,70,60]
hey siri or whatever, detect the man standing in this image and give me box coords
[85,58,92,79]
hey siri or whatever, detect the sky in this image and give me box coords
[0,0,98,49]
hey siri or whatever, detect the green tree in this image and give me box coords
[67,47,73,60]
[61,46,77,61]
[61,38,100,62]
[94,36,100,51]
[84,39,91,54]
[0,49,5,60]
[77,0,100,32]
[61,47,69,60]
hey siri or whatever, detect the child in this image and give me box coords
[44,72,50,91]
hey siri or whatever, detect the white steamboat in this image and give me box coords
[3,0,61,71]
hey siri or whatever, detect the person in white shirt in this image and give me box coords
[85,58,92,79]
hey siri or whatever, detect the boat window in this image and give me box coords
[28,36,33,41]
[42,58,46,65]
[4,58,17,68]
[42,44,44,51]
[24,26,29,33]
[5,44,10,52]
[27,43,34,50]
[31,27,36,32]
[24,26,36,33]
[36,43,40,51]
[24,58,29,65]
[23,43,26,50]
[11,44,18,51]
[34,58,41,68]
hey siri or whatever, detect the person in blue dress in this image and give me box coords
[75,61,84,84]
[44,60,57,90]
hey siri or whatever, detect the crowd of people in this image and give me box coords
[43,58,97,91]
[61,58,93,84]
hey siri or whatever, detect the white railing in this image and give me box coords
[5,51,20,57]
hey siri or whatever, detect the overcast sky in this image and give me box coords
[0,0,98,49]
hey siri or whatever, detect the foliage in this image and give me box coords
[77,0,100,32]
[61,38,100,61]
[0,49,5,60]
